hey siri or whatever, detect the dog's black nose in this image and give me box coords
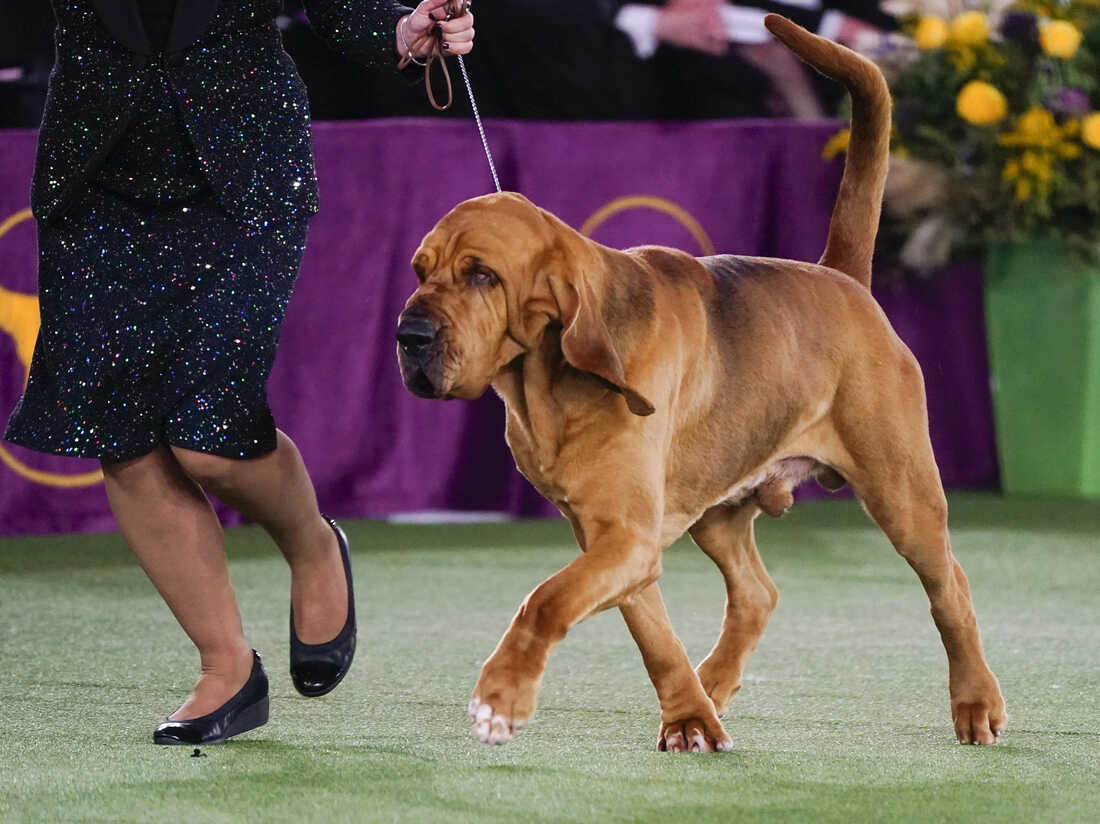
[396,314,439,358]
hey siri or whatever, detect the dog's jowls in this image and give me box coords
[396,14,1006,750]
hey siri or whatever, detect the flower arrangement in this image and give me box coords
[839,0,1100,272]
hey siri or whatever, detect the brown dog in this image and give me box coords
[396,15,1006,750]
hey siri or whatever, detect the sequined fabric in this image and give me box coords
[93,65,209,205]
[32,0,411,225]
[5,183,309,460]
[7,0,410,460]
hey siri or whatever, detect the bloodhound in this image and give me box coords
[396,15,1006,751]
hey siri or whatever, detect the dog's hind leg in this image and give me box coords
[689,502,779,716]
[619,582,732,752]
[834,369,1006,744]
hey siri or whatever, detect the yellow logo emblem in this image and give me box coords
[580,195,716,256]
[0,208,104,487]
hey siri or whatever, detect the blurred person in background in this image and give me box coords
[613,0,895,118]
[299,0,894,122]
[0,0,54,127]
[318,0,661,119]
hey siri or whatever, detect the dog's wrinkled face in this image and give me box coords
[396,193,557,401]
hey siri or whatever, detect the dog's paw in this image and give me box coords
[951,674,1007,745]
[695,664,742,718]
[468,661,540,746]
[658,716,732,753]
[952,697,1007,746]
[468,696,529,745]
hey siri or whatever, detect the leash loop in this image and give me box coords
[398,0,467,111]
[399,0,501,193]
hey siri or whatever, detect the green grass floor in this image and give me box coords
[1,494,1098,823]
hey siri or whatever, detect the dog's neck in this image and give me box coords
[492,331,569,478]
[493,329,622,492]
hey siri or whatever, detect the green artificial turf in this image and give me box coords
[1,494,1098,823]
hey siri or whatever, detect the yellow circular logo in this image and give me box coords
[580,195,716,256]
[0,208,104,488]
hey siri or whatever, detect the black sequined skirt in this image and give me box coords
[5,73,310,461]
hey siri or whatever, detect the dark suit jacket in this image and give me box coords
[32,0,411,224]
[604,1,897,119]
[462,0,659,121]
[606,0,895,33]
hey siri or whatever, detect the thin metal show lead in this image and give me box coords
[455,53,501,193]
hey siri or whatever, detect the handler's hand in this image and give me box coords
[656,0,727,56]
[398,0,475,59]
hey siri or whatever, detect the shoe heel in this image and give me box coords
[226,694,269,740]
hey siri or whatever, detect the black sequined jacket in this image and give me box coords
[32,0,412,224]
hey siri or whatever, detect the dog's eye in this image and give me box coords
[467,267,499,288]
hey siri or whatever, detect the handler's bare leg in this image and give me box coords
[102,447,253,719]
[170,430,346,644]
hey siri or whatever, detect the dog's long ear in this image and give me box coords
[548,257,657,417]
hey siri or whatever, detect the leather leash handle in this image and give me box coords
[398,0,468,111]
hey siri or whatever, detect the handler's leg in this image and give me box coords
[102,447,253,720]
[169,430,346,643]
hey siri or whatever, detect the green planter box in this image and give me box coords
[985,239,1100,497]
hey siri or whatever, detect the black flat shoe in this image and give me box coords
[153,650,269,745]
[290,517,356,697]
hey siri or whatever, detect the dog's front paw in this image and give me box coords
[658,715,732,753]
[468,696,528,745]
[951,684,1007,745]
[468,663,541,746]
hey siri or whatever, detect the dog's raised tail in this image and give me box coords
[764,14,890,289]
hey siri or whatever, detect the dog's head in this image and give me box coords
[396,192,656,415]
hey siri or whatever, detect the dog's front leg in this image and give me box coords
[469,518,661,745]
[619,583,732,752]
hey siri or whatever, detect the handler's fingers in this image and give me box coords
[438,14,474,36]
[441,37,473,54]
[416,0,452,19]
[439,20,474,40]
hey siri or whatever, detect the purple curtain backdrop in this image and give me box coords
[0,120,997,536]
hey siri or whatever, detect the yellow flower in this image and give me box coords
[997,106,1084,197]
[950,11,989,45]
[1020,107,1055,136]
[822,128,850,160]
[914,16,949,50]
[1083,113,1100,149]
[1039,21,1082,59]
[956,81,1007,126]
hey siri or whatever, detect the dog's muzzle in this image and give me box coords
[396,310,444,398]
